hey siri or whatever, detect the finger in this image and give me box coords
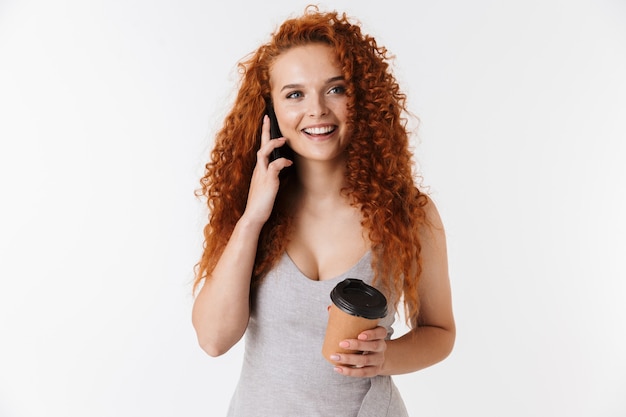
[339,338,385,353]
[357,326,388,342]
[267,153,293,172]
[334,365,373,378]
[260,115,271,146]
[332,352,376,368]
[257,137,288,164]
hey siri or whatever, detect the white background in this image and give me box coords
[1,0,625,416]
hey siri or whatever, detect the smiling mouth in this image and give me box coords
[302,125,337,136]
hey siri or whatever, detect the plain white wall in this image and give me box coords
[1,0,625,416]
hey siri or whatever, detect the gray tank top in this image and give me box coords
[226,251,409,417]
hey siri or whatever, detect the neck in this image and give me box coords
[294,157,348,204]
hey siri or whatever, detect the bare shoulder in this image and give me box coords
[420,194,446,245]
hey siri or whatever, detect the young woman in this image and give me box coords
[192,6,455,416]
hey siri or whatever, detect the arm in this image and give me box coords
[332,198,456,376]
[191,216,262,357]
[191,116,293,357]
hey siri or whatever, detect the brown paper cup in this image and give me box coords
[321,278,387,365]
[322,304,380,365]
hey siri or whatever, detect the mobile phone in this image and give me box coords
[266,103,294,162]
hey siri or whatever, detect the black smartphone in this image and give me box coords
[266,103,294,162]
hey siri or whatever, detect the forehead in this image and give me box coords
[269,43,341,84]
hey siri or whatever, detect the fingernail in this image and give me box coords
[339,341,350,348]
[330,354,340,361]
[358,334,368,340]
[334,367,343,373]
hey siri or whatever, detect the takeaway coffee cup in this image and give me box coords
[322,278,388,365]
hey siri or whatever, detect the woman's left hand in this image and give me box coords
[330,326,388,378]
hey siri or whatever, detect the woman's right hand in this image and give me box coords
[193,116,292,357]
[242,115,293,225]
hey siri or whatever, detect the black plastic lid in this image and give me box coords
[330,278,388,319]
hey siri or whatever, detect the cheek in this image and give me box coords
[331,100,349,121]
[280,110,301,131]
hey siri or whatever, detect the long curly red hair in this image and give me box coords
[194,6,429,326]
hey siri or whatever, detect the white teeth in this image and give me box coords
[303,126,334,135]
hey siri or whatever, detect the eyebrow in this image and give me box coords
[280,76,345,92]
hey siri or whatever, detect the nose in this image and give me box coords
[308,94,328,118]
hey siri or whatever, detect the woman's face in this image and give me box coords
[269,43,350,163]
